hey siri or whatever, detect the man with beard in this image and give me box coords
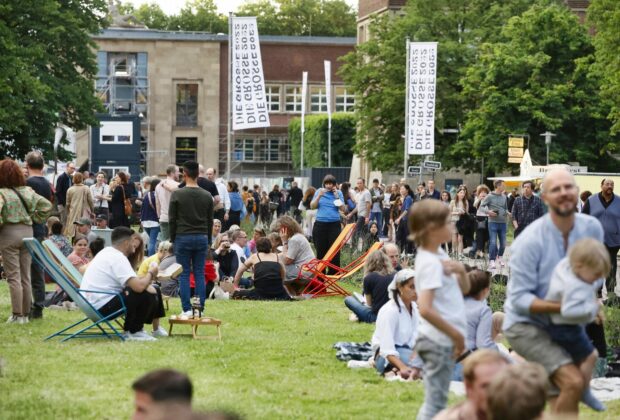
[582,178,620,301]
[503,168,604,416]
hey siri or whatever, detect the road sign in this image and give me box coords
[423,160,442,170]
[508,147,524,158]
[508,137,524,147]
[407,166,422,176]
[508,157,523,164]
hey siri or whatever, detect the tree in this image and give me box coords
[132,3,170,29]
[0,0,107,160]
[339,0,533,172]
[289,114,356,169]
[236,0,356,37]
[167,0,227,33]
[458,1,618,173]
[588,0,620,138]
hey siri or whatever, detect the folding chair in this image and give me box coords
[301,241,384,298]
[301,223,355,275]
[42,239,82,286]
[24,238,126,342]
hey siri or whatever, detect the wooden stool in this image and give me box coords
[168,317,222,340]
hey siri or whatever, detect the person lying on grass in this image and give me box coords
[371,269,423,380]
[231,237,291,301]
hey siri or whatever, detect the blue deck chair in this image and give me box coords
[23,238,126,342]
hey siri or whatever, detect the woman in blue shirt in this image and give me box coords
[310,174,346,272]
[227,181,244,230]
[395,184,414,254]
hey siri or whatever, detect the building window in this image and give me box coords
[335,87,355,112]
[310,86,328,113]
[265,85,281,112]
[285,86,302,113]
[99,166,129,180]
[175,137,197,165]
[176,84,198,127]
[234,138,255,161]
[99,121,133,144]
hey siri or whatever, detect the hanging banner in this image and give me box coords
[406,42,437,155]
[301,72,308,133]
[324,60,332,128]
[231,16,270,130]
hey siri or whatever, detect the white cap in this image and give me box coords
[387,269,416,296]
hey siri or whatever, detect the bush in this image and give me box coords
[288,113,356,169]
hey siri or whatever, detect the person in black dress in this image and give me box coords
[109,171,131,228]
[231,238,291,301]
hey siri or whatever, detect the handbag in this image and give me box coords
[298,202,306,211]
[121,186,132,216]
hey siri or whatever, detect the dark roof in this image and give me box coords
[94,28,355,46]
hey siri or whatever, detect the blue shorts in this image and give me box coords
[547,324,595,363]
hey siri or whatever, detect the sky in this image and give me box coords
[125,0,359,15]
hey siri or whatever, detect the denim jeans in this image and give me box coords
[416,336,455,420]
[487,222,507,261]
[375,345,424,374]
[344,296,376,323]
[175,233,209,312]
[144,226,160,257]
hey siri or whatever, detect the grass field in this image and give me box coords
[0,279,619,419]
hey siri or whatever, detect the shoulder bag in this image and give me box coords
[121,185,132,216]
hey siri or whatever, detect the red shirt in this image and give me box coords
[189,261,218,287]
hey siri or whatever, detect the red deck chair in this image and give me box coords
[300,241,383,298]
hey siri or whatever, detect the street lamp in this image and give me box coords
[540,131,555,165]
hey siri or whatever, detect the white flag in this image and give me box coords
[324,60,332,128]
[301,71,308,134]
[406,42,437,155]
[231,17,270,130]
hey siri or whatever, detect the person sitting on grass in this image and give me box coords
[137,241,179,298]
[267,232,282,254]
[485,363,548,420]
[371,269,423,380]
[48,221,73,257]
[213,234,242,285]
[132,369,193,420]
[435,349,510,420]
[275,215,315,296]
[67,235,91,274]
[232,237,291,301]
[248,226,266,254]
[81,227,166,341]
[191,248,219,299]
[344,249,395,323]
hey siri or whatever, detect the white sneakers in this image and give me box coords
[124,330,157,341]
[152,326,169,338]
[488,260,496,270]
[6,315,28,324]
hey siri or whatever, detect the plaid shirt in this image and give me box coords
[511,194,544,229]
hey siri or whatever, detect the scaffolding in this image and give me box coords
[95,52,150,175]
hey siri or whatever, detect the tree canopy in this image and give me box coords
[340,0,618,173]
[0,0,107,160]
[121,0,356,37]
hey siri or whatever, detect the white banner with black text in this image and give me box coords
[301,71,308,133]
[231,16,270,130]
[406,42,437,155]
[324,60,332,128]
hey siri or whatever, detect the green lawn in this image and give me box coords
[0,280,618,419]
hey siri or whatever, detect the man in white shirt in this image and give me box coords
[206,167,230,224]
[81,227,166,341]
[155,164,180,241]
[229,230,252,288]
[347,178,372,245]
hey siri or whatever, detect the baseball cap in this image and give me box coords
[387,269,416,294]
[95,214,106,221]
[73,217,92,226]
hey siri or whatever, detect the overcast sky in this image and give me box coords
[124,0,359,15]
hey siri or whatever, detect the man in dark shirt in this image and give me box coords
[169,161,213,316]
[343,270,395,323]
[511,180,544,238]
[252,185,261,223]
[177,164,220,205]
[25,152,53,319]
[55,161,75,224]
[289,181,304,222]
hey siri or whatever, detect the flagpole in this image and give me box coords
[301,71,307,171]
[404,37,410,179]
[226,12,233,180]
[325,60,332,168]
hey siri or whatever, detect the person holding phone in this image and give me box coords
[311,174,346,272]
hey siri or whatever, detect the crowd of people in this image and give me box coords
[1,150,619,418]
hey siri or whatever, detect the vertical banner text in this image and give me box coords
[406,42,437,155]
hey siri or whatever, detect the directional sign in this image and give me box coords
[407,166,422,176]
[508,147,524,158]
[508,137,524,147]
[508,157,523,164]
[423,160,442,170]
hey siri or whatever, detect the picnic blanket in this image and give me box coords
[333,342,374,362]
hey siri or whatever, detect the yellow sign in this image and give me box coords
[508,137,524,147]
[508,147,524,158]
[508,157,523,164]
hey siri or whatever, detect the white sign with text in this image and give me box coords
[231,17,270,130]
[406,42,437,155]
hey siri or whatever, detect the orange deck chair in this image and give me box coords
[301,241,384,298]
